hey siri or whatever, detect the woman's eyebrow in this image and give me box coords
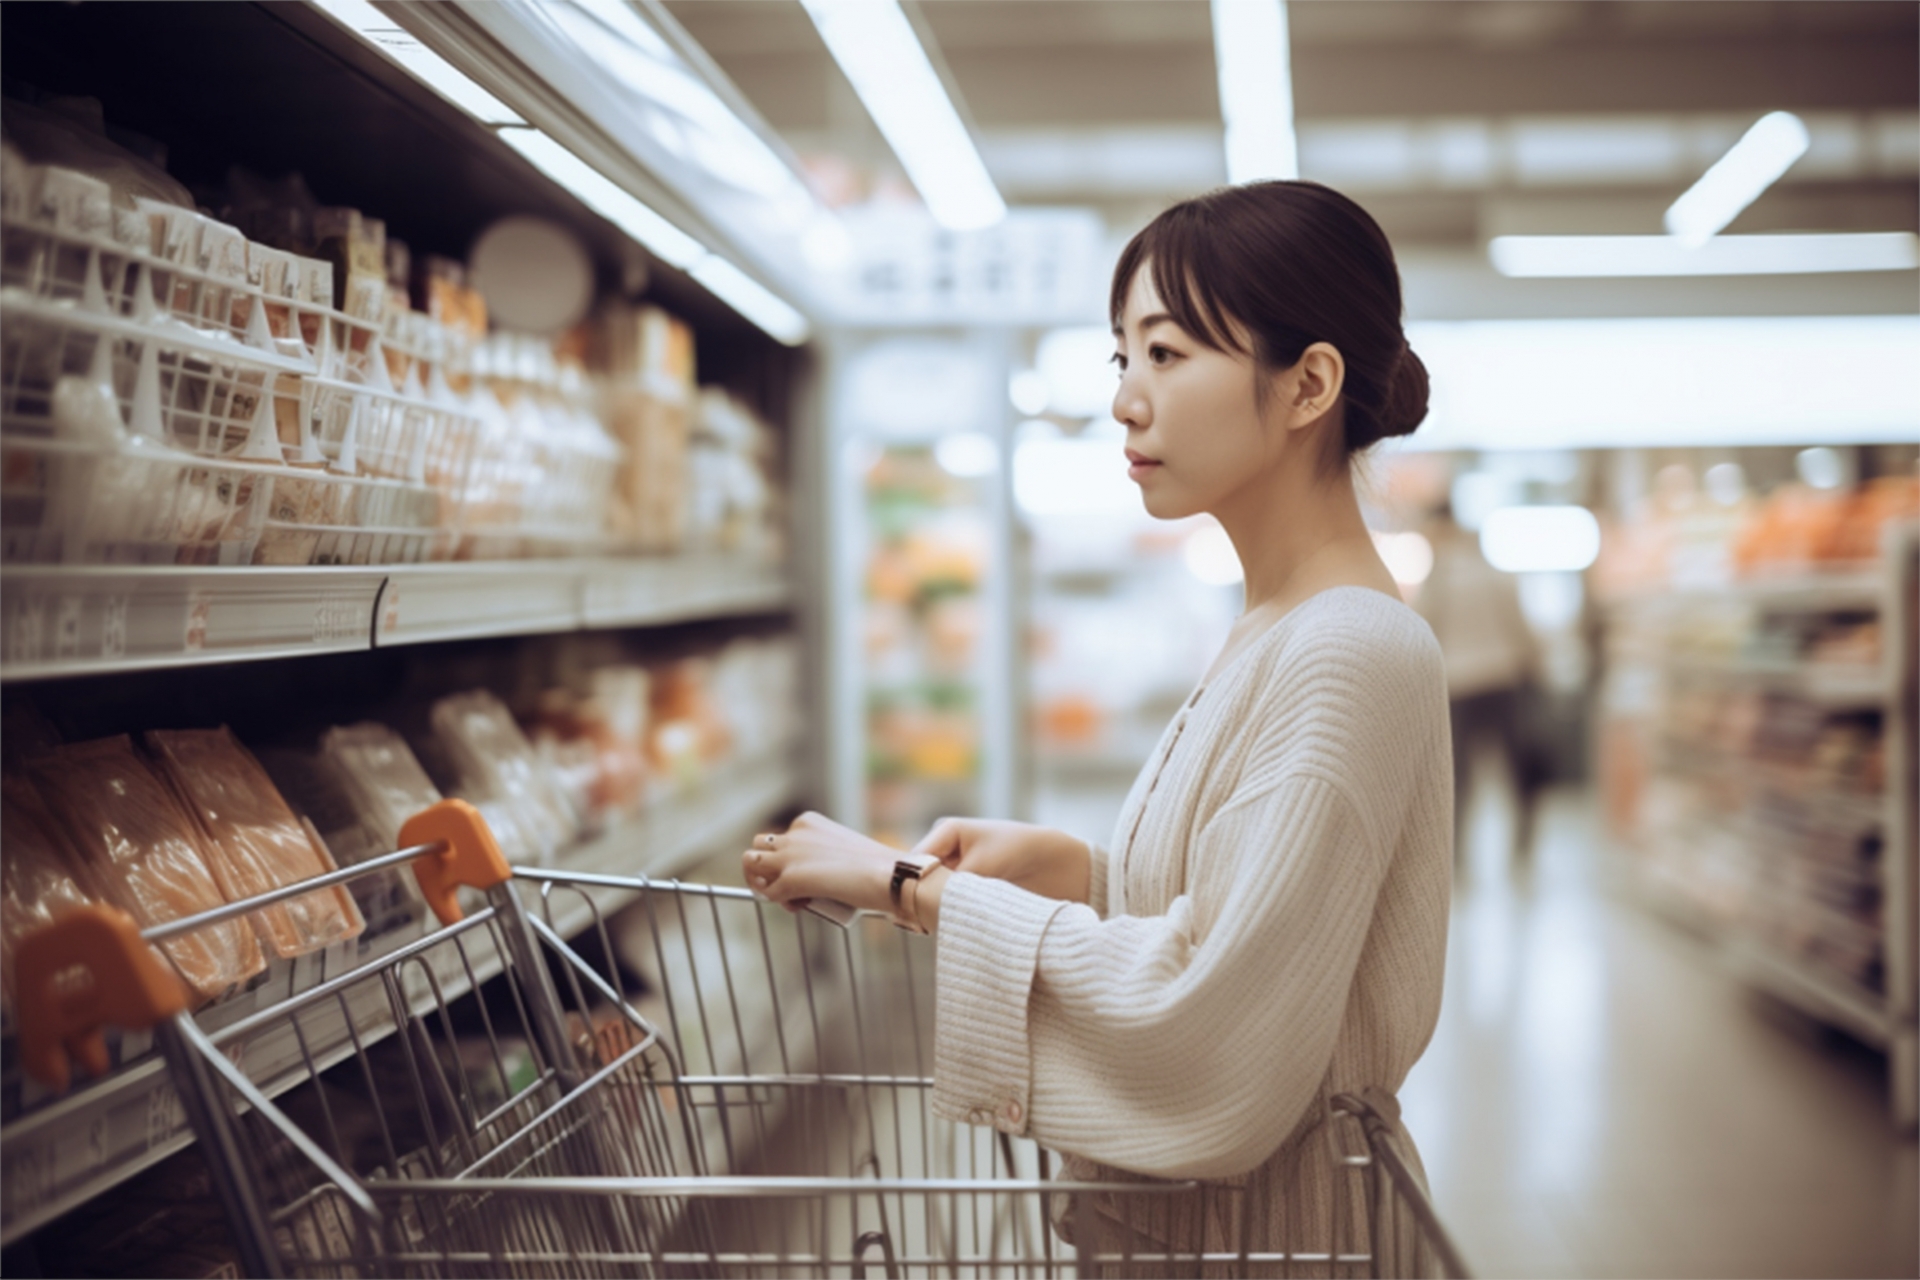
[1113,312,1176,338]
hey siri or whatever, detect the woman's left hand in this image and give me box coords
[743,812,901,915]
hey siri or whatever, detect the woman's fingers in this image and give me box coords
[911,817,968,865]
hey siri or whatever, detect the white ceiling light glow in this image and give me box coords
[1212,0,1299,183]
[689,255,811,345]
[1184,524,1246,586]
[1373,532,1435,588]
[800,0,1006,231]
[1664,111,1811,246]
[499,130,810,345]
[1479,507,1602,575]
[935,432,999,478]
[1488,232,1920,277]
[499,129,705,268]
[1407,315,1920,451]
[312,0,526,126]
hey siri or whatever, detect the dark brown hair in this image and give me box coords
[1109,181,1428,457]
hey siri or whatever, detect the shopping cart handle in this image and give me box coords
[398,799,515,926]
[15,904,188,1092]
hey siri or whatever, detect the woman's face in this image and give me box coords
[1111,265,1290,522]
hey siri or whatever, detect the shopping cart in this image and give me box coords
[12,800,1470,1279]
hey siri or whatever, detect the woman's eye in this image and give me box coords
[1109,352,1127,373]
[1148,344,1176,366]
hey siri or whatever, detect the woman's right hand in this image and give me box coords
[909,818,1093,904]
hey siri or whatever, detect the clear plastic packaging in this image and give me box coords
[31,736,264,1003]
[430,690,579,865]
[253,744,422,935]
[0,777,100,1012]
[147,727,364,958]
[318,722,442,851]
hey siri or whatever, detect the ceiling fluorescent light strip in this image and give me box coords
[689,255,811,345]
[311,0,525,126]
[500,129,809,344]
[800,0,1006,232]
[1212,0,1298,183]
[1488,232,1920,278]
[1664,111,1811,247]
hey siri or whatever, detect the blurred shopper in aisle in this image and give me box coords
[1417,503,1543,863]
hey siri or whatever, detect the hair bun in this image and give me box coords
[1373,341,1429,443]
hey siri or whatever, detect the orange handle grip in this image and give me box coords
[15,905,189,1092]
[399,799,513,926]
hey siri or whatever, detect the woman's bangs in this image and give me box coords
[1110,212,1246,356]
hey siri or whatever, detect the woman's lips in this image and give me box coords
[1125,449,1162,481]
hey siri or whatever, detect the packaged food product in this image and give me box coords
[147,728,363,958]
[259,736,424,936]
[431,690,579,864]
[32,737,264,1002]
[319,722,443,849]
[0,777,101,1011]
[313,206,387,323]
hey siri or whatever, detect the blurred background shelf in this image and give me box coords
[0,747,797,1247]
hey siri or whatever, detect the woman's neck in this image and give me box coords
[1216,463,1378,615]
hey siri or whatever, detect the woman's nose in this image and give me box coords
[1113,375,1149,431]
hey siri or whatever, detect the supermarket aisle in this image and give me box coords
[1402,781,1919,1280]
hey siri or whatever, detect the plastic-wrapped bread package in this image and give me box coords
[0,777,101,1012]
[31,737,264,1003]
[257,742,423,933]
[430,691,579,866]
[147,728,364,958]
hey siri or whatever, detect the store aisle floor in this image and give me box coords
[1401,783,1919,1280]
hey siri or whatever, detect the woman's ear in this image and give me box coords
[1286,342,1346,432]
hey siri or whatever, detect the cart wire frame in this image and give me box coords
[9,799,1470,1279]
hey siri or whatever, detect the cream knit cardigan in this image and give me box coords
[932,587,1453,1262]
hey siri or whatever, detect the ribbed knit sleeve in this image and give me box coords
[1086,840,1112,919]
[931,872,1070,1130]
[933,777,1389,1178]
[929,589,1451,1189]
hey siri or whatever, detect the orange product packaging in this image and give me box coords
[0,777,101,1012]
[147,728,364,958]
[30,737,264,1003]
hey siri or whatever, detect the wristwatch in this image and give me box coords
[889,853,941,934]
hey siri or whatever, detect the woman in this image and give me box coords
[744,181,1451,1274]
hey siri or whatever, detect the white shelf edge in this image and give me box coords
[0,751,798,1245]
[0,555,791,682]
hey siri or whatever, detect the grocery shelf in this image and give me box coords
[1662,657,1886,709]
[1610,569,1882,615]
[0,553,790,681]
[0,748,797,1244]
[1726,938,1888,1049]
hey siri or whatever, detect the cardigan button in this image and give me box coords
[968,1107,989,1125]
[1001,1099,1023,1126]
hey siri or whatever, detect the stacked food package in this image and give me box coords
[1,101,785,569]
[0,633,798,1051]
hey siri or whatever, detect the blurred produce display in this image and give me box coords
[860,445,989,848]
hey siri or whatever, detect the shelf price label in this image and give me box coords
[183,591,212,653]
[312,595,364,646]
[100,594,128,660]
[7,595,46,665]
